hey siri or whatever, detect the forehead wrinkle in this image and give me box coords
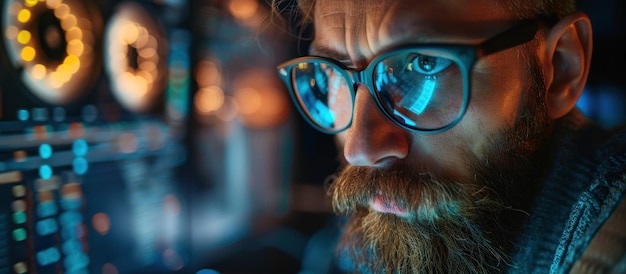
[342,2,369,67]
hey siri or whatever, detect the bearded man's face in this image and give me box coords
[312,0,554,272]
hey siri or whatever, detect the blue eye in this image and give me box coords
[407,54,453,75]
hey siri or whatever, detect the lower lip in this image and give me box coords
[370,194,407,216]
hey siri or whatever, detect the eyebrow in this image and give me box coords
[309,45,355,67]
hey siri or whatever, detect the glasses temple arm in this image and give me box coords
[477,20,540,58]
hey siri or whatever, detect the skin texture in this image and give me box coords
[305,0,593,272]
[315,0,531,181]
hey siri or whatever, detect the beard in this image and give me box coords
[327,50,551,273]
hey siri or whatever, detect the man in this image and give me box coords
[274,0,626,272]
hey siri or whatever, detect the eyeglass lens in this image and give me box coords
[290,51,465,132]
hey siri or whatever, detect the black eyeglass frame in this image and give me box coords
[277,20,541,134]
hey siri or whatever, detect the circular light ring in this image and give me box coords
[1,0,102,105]
[104,2,168,113]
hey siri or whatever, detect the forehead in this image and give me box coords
[311,0,516,63]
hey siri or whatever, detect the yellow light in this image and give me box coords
[51,69,70,83]
[21,46,35,61]
[58,64,71,75]
[31,64,46,80]
[25,0,38,7]
[16,30,31,44]
[66,39,84,56]
[63,55,80,74]
[17,9,31,23]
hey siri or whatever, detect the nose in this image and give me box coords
[342,84,410,167]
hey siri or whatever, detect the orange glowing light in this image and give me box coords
[231,69,291,128]
[68,122,85,139]
[228,0,259,20]
[46,0,61,9]
[123,23,139,44]
[13,150,27,162]
[104,2,167,113]
[119,72,149,97]
[33,125,48,140]
[92,213,111,235]
[60,14,77,30]
[37,191,54,203]
[61,183,83,201]
[138,47,156,59]
[195,86,224,114]
[53,4,69,19]
[258,87,289,116]
[195,61,221,87]
[234,88,261,115]
[20,46,35,62]
[67,40,84,56]
[66,26,82,41]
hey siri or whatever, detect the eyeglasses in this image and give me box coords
[277,21,540,134]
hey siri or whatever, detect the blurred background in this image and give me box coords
[0,0,623,274]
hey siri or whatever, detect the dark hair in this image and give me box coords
[498,0,576,23]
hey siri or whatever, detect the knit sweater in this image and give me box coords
[510,109,626,273]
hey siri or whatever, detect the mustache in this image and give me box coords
[327,163,503,223]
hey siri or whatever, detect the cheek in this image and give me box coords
[469,55,526,127]
[457,60,526,156]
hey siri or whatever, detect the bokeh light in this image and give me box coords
[104,2,167,113]
[228,0,259,21]
[3,0,102,104]
[92,213,111,235]
[194,86,225,114]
